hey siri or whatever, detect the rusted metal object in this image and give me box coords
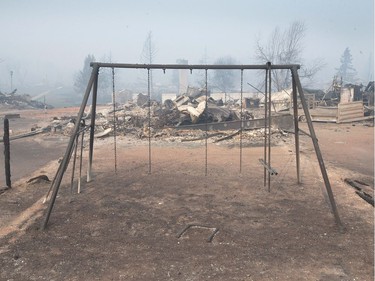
[177,224,219,243]
[258,159,278,175]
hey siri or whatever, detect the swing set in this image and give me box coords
[41,62,344,231]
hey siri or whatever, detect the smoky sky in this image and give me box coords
[0,0,373,96]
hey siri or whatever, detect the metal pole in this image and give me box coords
[240,69,243,174]
[90,62,300,71]
[205,69,208,176]
[43,125,89,202]
[78,130,84,194]
[112,68,117,174]
[263,68,268,187]
[147,68,152,175]
[43,160,63,203]
[3,118,11,188]
[291,67,343,229]
[291,70,301,183]
[42,65,98,230]
[87,67,99,182]
[70,135,79,200]
[267,62,272,192]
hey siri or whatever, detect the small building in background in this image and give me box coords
[176,59,188,96]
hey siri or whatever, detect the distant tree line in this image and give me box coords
[74,54,112,102]
[73,23,360,102]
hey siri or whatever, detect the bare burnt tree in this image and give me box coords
[212,56,236,94]
[141,31,157,98]
[255,21,324,91]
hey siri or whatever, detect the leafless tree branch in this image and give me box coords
[255,21,323,91]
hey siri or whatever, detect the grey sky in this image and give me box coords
[0,0,373,95]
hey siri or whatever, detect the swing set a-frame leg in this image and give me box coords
[42,66,99,230]
[291,67,344,231]
[87,67,99,182]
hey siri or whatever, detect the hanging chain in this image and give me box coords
[112,68,117,173]
[147,68,152,174]
[240,69,244,174]
[205,69,208,176]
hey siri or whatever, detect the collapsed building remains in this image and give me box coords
[0,89,51,110]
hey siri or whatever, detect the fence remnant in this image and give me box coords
[3,118,11,188]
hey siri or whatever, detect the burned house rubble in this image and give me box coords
[112,89,258,129]
[311,81,374,108]
[4,79,373,145]
[19,88,291,146]
[0,89,52,110]
[85,90,290,145]
[303,81,374,123]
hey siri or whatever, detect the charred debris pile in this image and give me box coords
[53,81,374,144]
[53,89,291,145]
[0,89,52,110]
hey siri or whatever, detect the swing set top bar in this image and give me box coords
[90,62,301,70]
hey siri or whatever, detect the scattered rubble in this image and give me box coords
[88,90,259,138]
[26,175,51,184]
[10,80,373,145]
[344,178,374,206]
[88,90,293,144]
[21,90,292,146]
[0,89,53,110]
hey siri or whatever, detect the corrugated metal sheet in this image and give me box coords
[337,101,364,123]
[310,107,337,122]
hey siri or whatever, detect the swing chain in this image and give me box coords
[204,69,208,176]
[147,68,152,174]
[240,69,244,174]
[112,67,117,173]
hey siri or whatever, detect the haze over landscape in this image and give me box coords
[0,3,374,280]
[0,0,373,106]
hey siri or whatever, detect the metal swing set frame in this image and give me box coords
[41,62,344,230]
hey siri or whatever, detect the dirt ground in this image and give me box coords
[0,108,373,281]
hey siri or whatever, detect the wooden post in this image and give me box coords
[3,118,11,188]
